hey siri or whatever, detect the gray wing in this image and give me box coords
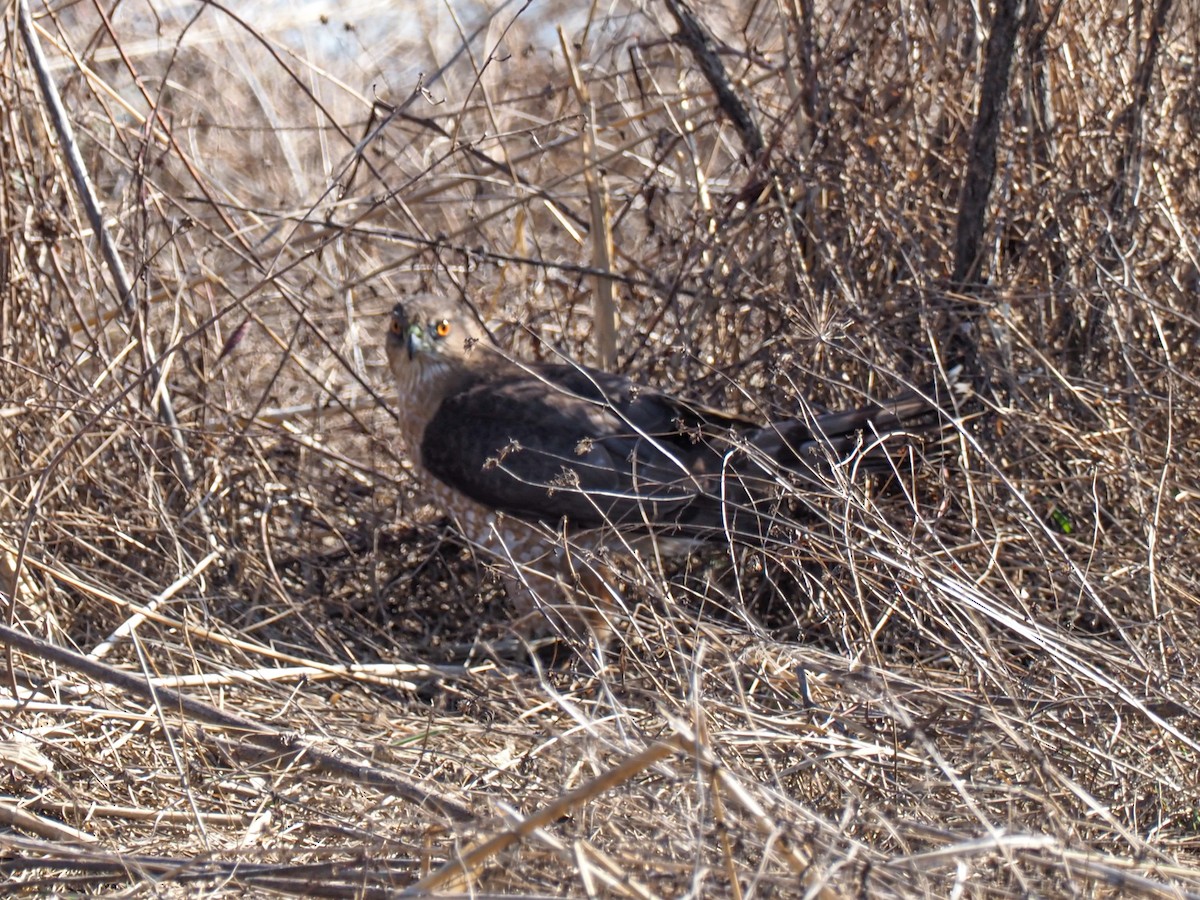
[419,366,735,530]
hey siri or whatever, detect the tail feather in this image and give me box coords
[750,373,964,481]
[633,371,966,543]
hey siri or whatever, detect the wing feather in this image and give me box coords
[419,365,730,529]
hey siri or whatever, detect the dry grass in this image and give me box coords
[2,0,1199,896]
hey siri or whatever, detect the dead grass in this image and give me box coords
[2,0,1199,896]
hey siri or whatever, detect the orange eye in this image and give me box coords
[434,319,451,338]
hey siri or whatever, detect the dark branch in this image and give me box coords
[952,0,1023,287]
[662,0,765,164]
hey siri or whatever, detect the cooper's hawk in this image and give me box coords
[385,296,954,644]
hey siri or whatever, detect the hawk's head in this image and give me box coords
[386,297,483,401]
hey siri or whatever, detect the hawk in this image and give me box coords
[385,296,954,645]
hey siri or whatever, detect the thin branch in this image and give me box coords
[0,625,472,823]
[16,0,208,544]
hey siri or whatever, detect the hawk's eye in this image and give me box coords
[434,319,452,338]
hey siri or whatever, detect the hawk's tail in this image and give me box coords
[749,369,967,483]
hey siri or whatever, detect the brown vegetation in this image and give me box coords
[1,0,1199,895]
